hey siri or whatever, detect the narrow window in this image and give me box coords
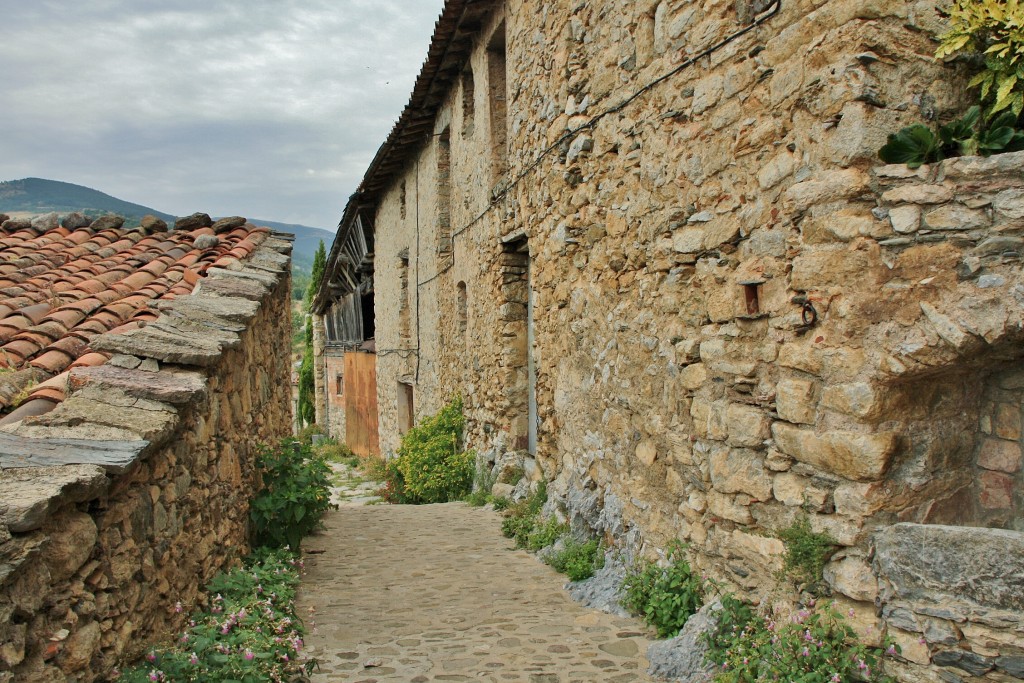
[462,67,476,138]
[457,281,468,337]
[741,281,762,316]
[437,127,452,255]
[398,382,415,434]
[399,180,407,220]
[399,253,411,340]
[487,23,508,180]
[335,374,343,396]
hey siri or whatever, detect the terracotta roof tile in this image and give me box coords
[70,352,110,369]
[0,217,267,414]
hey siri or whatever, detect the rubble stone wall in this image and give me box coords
[365,0,1024,679]
[0,238,292,682]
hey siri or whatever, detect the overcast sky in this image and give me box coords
[0,0,444,230]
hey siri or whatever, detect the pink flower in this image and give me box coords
[146,652,157,663]
[189,653,199,665]
[244,649,254,661]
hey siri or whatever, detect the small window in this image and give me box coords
[399,181,407,220]
[335,374,343,396]
[457,281,468,337]
[462,67,475,138]
[398,382,415,434]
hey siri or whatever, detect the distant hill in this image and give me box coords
[0,177,334,269]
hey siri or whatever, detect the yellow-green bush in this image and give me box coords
[387,396,474,504]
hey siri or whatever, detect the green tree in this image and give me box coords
[297,240,326,428]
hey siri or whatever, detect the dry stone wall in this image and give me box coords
[364,0,1024,679]
[0,236,292,682]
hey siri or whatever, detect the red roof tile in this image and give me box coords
[0,217,270,415]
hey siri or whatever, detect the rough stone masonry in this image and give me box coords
[0,225,293,682]
[314,1,1023,680]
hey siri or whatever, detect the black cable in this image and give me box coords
[415,0,782,288]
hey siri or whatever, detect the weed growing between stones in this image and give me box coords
[465,458,499,506]
[622,542,705,638]
[250,438,336,551]
[118,549,312,683]
[545,538,605,581]
[377,396,474,504]
[777,516,837,591]
[703,596,900,683]
[497,483,604,581]
[491,496,511,511]
[314,438,360,468]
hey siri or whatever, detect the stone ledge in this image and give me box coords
[0,433,148,476]
[68,365,207,406]
[874,523,1024,613]
[0,464,109,532]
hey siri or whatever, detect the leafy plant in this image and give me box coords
[545,538,605,581]
[499,482,549,548]
[937,0,1024,116]
[387,396,475,504]
[250,438,336,550]
[527,517,569,551]
[878,105,1024,167]
[704,598,899,683]
[622,542,705,638]
[465,459,498,507]
[491,496,512,511]
[778,516,837,589]
[118,549,311,683]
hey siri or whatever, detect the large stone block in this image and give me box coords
[775,377,817,424]
[874,523,1024,612]
[709,447,773,500]
[771,422,898,481]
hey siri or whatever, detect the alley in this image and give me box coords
[297,475,658,682]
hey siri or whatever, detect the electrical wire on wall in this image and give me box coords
[413,0,782,289]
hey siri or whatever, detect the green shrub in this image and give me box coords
[704,597,899,682]
[466,458,498,506]
[527,517,568,551]
[545,538,605,581]
[389,396,474,504]
[295,423,323,446]
[622,542,705,638]
[250,438,335,550]
[491,496,512,511]
[499,482,549,547]
[937,0,1024,116]
[778,516,837,589]
[879,105,1024,167]
[118,549,311,683]
[315,440,359,467]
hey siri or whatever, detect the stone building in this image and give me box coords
[0,211,293,681]
[315,0,1024,679]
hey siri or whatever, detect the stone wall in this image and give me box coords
[0,236,292,681]
[362,0,1024,679]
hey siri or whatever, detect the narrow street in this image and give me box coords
[297,467,658,682]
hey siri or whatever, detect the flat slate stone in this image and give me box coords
[0,434,148,477]
[157,292,260,323]
[69,366,207,405]
[0,463,109,532]
[92,326,226,367]
[194,276,269,302]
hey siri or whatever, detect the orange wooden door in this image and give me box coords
[344,352,380,457]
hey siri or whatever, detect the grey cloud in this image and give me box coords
[0,0,442,228]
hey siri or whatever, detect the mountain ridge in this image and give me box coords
[0,177,334,268]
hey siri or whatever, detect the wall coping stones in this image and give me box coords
[0,463,109,532]
[68,366,207,406]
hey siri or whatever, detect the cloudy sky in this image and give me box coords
[0,0,445,230]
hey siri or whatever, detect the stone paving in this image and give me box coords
[297,466,658,682]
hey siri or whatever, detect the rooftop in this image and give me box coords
[0,211,272,424]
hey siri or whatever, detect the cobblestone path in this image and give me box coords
[297,468,658,682]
